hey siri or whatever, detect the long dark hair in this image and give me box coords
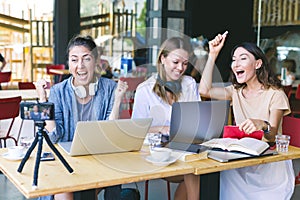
[230,42,282,89]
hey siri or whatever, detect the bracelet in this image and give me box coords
[263,121,271,134]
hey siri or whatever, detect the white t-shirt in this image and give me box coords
[131,74,201,127]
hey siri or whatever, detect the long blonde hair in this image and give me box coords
[153,37,192,104]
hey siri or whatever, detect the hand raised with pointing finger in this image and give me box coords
[208,31,228,56]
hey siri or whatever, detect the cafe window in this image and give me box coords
[168,0,185,11]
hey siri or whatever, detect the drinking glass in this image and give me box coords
[147,133,162,150]
[20,136,34,149]
[275,135,290,153]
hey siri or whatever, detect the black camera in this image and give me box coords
[20,102,55,121]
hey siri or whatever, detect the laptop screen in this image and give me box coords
[58,118,153,156]
[167,100,230,152]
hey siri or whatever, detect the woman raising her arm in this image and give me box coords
[199,32,294,200]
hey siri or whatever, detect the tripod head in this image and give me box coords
[34,121,47,137]
[35,121,46,129]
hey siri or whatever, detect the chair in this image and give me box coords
[295,84,300,100]
[0,96,22,148]
[289,93,300,117]
[0,71,12,90]
[119,77,145,119]
[283,85,293,98]
[18,82,36,90]
[282,116,300,184]
[46,64,65,85]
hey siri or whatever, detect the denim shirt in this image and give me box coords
[37,76,117,200]
[47,76,117,143]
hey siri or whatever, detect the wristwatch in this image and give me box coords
[263,121,271,134]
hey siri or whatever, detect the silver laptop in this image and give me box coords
[58,118,152,156]
[166,100,230,153]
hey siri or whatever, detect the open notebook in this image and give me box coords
[207,149,278,163]
[58,118,152,156]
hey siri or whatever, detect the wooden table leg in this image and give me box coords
[200,172,220,200]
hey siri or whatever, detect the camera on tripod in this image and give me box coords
[20,102,55,122]
[18,102,73,187]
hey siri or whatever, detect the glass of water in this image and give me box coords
[147,133,162,150]
[275,135,290,153]
[20,136,34,149]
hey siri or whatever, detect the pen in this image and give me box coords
[222,31,228,38]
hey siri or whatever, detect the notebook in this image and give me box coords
[166,100,230,153]
[58,118,152,156]
[207,149,278,163]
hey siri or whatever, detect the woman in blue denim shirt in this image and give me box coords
[35,35,128,200]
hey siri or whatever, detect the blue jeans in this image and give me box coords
[104,185,122,200]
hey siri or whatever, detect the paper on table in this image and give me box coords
[171,149,208,162]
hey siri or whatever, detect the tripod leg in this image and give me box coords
[17,135,39,173]
[42,131,74,173]
[32,133,43,187]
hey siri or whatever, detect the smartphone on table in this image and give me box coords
[40,152,55,161]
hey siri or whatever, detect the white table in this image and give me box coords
[0,89,50,101]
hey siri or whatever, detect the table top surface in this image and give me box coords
[0,145,194,198]
[0,89,50,101]
[1,145,300,198]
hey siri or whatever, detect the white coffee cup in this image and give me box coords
[150,147,171,162]
[7,146,24,158]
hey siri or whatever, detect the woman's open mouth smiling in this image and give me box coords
[235,70,245,78]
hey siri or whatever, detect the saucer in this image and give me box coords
[2,153,25,161]
[145,155,177,167]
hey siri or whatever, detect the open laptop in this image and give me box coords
[58,118,152,156]
[166,100,230,153]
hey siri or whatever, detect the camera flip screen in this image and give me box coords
[20,102,54,121]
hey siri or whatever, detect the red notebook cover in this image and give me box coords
[223,125,264,140]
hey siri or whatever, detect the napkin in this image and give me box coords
[223,125,264,140]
